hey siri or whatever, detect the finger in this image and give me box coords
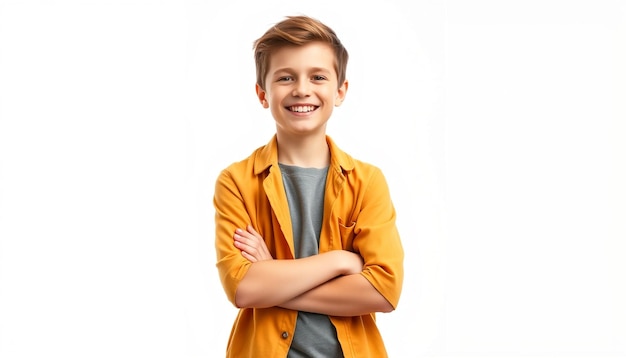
[234,232,257,247]
[233,238,246,249]
[235,228,252,239]
[237,228,261,242]
[246,225,262,238]
[235,237,259,253]
[241,250,257,263]
[236,227,273,261]
[244,227,271,258]
[236,243,260,261]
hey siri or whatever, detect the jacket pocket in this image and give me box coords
[337,219,356,250]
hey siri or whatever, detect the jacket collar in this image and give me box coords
[253,134,355,176]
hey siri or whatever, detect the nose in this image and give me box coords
[292,80,311,97]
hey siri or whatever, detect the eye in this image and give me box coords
[312,75,327,81]
[277,76,293,82]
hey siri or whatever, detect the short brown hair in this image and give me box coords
[253,15,349,90]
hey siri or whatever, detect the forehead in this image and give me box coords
[268,42,337,73]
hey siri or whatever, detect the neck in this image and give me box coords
[276,133,330,168]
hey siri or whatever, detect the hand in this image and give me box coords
[233,225,274,262]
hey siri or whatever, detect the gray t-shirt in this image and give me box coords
[279,163,343,358]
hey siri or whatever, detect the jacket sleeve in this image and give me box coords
[213,168,253,305]
[352,167,404,309]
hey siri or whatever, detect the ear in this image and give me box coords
[255,83,269,108]
[334,80,349,107]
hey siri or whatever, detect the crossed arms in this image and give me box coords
[214,164,403,318]
[231,225,394,317]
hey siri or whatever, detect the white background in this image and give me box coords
[1,0,625,357]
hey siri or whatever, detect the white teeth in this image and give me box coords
[290,105,315,113]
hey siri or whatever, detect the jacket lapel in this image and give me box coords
[263,164,295,258]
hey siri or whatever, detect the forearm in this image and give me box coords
[278,273,394,316]
[235,250,355,308]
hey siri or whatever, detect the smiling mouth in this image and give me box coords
[287,105,318,113]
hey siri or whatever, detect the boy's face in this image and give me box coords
[256,42,348,139]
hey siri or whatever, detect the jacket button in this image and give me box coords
[281,331,289,339]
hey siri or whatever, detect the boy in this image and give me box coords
[213,15,404,357]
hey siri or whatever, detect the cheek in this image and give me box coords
[269,97,283,109]
[321,88,338,101]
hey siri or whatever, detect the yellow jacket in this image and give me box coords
[214,135,404,357]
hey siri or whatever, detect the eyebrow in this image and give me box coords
[272,67,332,75]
